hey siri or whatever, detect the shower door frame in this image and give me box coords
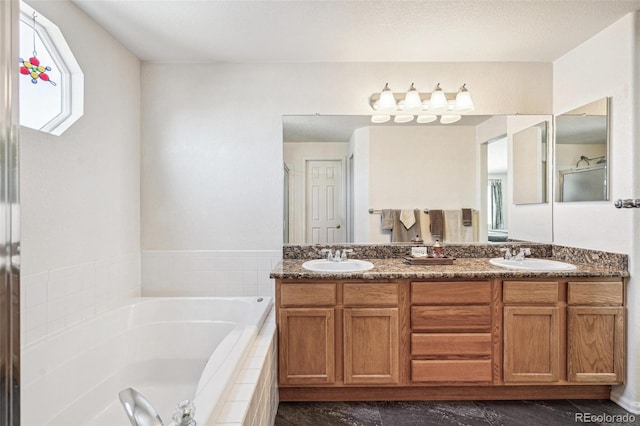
[0,0,21,425]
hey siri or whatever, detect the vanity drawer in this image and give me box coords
[411,360,492,382]
[411,281,491,305]
[568,281,623,306]
[280,283,337,307]
[411,333,492,357]
[343,283,398,307]
[503,281,559,304]
[411,306,492,332]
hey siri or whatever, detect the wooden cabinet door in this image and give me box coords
[568,306,624,383]
[504,306,560,383]
[343,308,399,384]
[279,308,335,385]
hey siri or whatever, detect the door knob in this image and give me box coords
[336,224,341,229]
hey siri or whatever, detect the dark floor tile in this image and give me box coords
[275,402,382,426]
[377,401,490,426]
[475,400,580,426]
[568,400,639,426]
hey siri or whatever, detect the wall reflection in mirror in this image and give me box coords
[555,97,609,202]
[512,121,548,205]
[283,114,553,245]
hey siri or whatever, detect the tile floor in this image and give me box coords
[276,400,638,425]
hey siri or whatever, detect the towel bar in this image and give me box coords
[614,199,640,208]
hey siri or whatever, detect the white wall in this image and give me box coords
[20,0,141,345]
[366,125,477,242]
[141,62,552,252]
[553,12,639,413]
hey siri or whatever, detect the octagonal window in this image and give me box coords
[19,2,83,135]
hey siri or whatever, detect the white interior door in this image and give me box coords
[305,160,345,244]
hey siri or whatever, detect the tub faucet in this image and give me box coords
[119,388,163,426]
[119,388,197,426]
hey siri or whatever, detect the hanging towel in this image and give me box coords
[381,209,394,230]
[444,210,474,243]
[419,211,433,243]
[462,208,473,227]
[392,209,421,242]
[400,209,416,229]
[429,209,444,241]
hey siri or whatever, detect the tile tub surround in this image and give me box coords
[142,250,282,298]
[270,257,628,281]
[21,252,141,347]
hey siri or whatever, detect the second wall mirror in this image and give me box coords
[555,97,609,202]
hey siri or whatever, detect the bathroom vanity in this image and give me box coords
[271,247,627,401]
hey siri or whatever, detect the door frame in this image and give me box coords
[302,156,347,244]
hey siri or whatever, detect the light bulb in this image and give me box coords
[371,114,391,123]
[428,83,448,114]
[394,114,414,123]
[454,84,475,113]
[416,115,437,124]
[377,83,397,112]
[440,114,461,124]
[403,83,422,113]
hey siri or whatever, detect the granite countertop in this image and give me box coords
[270,257,629,280]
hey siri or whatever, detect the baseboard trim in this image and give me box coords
[610,389,640,414]
[279,385,611,402]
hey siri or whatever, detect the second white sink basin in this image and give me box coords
[489,257,577,271]
[302,259,374,273]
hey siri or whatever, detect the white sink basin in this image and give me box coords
[302,259,374,273]
[489,257,577,271]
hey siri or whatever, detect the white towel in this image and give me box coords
[444,210,474,243]
[420,211,433,242]
[400,209,416,229]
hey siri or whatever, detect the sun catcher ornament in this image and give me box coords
[18,12,56,86]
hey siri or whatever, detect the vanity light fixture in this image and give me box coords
[369,82,475,123]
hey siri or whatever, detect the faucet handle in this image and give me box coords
[341,249,353,260]
[500,248,513,259]
[321,248,332,260]
[172,400,196,426]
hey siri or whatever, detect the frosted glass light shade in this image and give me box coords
[394,114,414,123]
[417,115,437,124]
[455,84,474,113]
[403,83,422,113]
[371,114,391,123]
[377,83,397,112]
[428,84,448,114]
[440,114,461,124]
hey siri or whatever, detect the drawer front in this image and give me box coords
[411,360,492,382]
[411,333,492,357]
[411,306,492,332]
[343,283,398,307]
[281,283,337,307]
[411,281,491,305]
[503,281,559,304]
[568,282,623,306]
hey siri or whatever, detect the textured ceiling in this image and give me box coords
[72,0,640,63]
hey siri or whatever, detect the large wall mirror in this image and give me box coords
[283,114,553,245]
[555,97,609,202]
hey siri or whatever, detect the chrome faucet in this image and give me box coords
[514,248,531,261]
[500,248,514,260]
[119,388,197,426]
[320,248,353,262]
[119,388,163,426]
[341,249,353,261]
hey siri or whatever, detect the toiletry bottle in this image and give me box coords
[432,240,445,258]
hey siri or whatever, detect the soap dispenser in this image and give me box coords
[432,240,445,258]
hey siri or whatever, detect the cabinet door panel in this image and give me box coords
[344,308,399,384]
[279,308,335,385]
[504,306,560,383]
[568,307,624,383]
